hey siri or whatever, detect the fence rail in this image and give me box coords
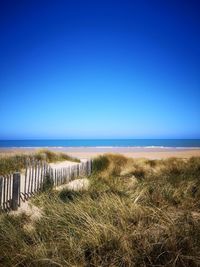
[0,159,92,212]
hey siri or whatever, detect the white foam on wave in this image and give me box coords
[0,146,200,150]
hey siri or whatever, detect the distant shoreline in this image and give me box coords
[1,139,200,148]
[1,146,200,159]
[1,146,200,151]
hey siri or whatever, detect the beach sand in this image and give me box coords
[0,147,200,159]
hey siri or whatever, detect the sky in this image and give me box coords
[0,0,200,139]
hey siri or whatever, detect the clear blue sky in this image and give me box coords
[0,0,199,139]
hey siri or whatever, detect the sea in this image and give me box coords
[0,139,200,148]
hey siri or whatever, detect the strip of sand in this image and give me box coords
[0,147,200,159]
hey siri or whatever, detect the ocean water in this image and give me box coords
[0,139,200,148]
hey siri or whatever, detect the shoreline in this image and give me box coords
[1,146,200,149]
[1,146,200,159]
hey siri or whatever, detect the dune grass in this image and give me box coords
[0,149,80,175]
[0,154,200,266]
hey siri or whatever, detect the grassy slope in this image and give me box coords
[0,154,200,266]
[0,149,80,175]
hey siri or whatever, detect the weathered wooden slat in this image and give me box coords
[5,175,9,209]
[12,173,20,210]
[39,162,42,190]
[58,169,60,185]
[90,159,92,174]
[70,166,72,180]
[88,160,90,175]
[39,162,43,190]
[77,164,79,177]
[74,165,76,178]
[54,170,57,186]
[62,168,64,184]
[37,162,40,191]
[41,161,45,188]
[27,161,31,198]
[34,161,37,193]
[66,167,68,182]
[68,166,70,180]
[87,161,89,175]
[64,168,67,183]
[90,160,92,175]
[86,161,88,175]
[55,169,58,186]
[3,176,6,210]
[3,176,7,210]
[30,159,34,194]
[51,168,53,185]
[0,176,3,210]
[36,161,40,192]
[9,174,12,207]
[41,162,44,189]
[24,160,28,197]
[81,163,83,176]
[5,176,8,209]
[62,168,65,184]
[44,163,47,184]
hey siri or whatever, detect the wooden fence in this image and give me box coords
[0,159,92,212]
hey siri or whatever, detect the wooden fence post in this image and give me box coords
[86,161,88,175]
[90,159,92,175]
[12,172,20,210]
[0,176,2,210]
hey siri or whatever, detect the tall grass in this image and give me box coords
[35,149,80,163]
[0,150,80,175]
[0,154,200,266]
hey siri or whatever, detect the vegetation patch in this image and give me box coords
[0,150,80,175]
[0,155,200,266]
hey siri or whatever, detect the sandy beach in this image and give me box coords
[1,147,200,159]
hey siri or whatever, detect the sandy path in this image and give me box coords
[55,178,89,191]
[10,160,87,217]
[20,160,84,197]
[49,159,87,169]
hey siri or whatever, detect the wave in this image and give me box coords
[1,146,200,150]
